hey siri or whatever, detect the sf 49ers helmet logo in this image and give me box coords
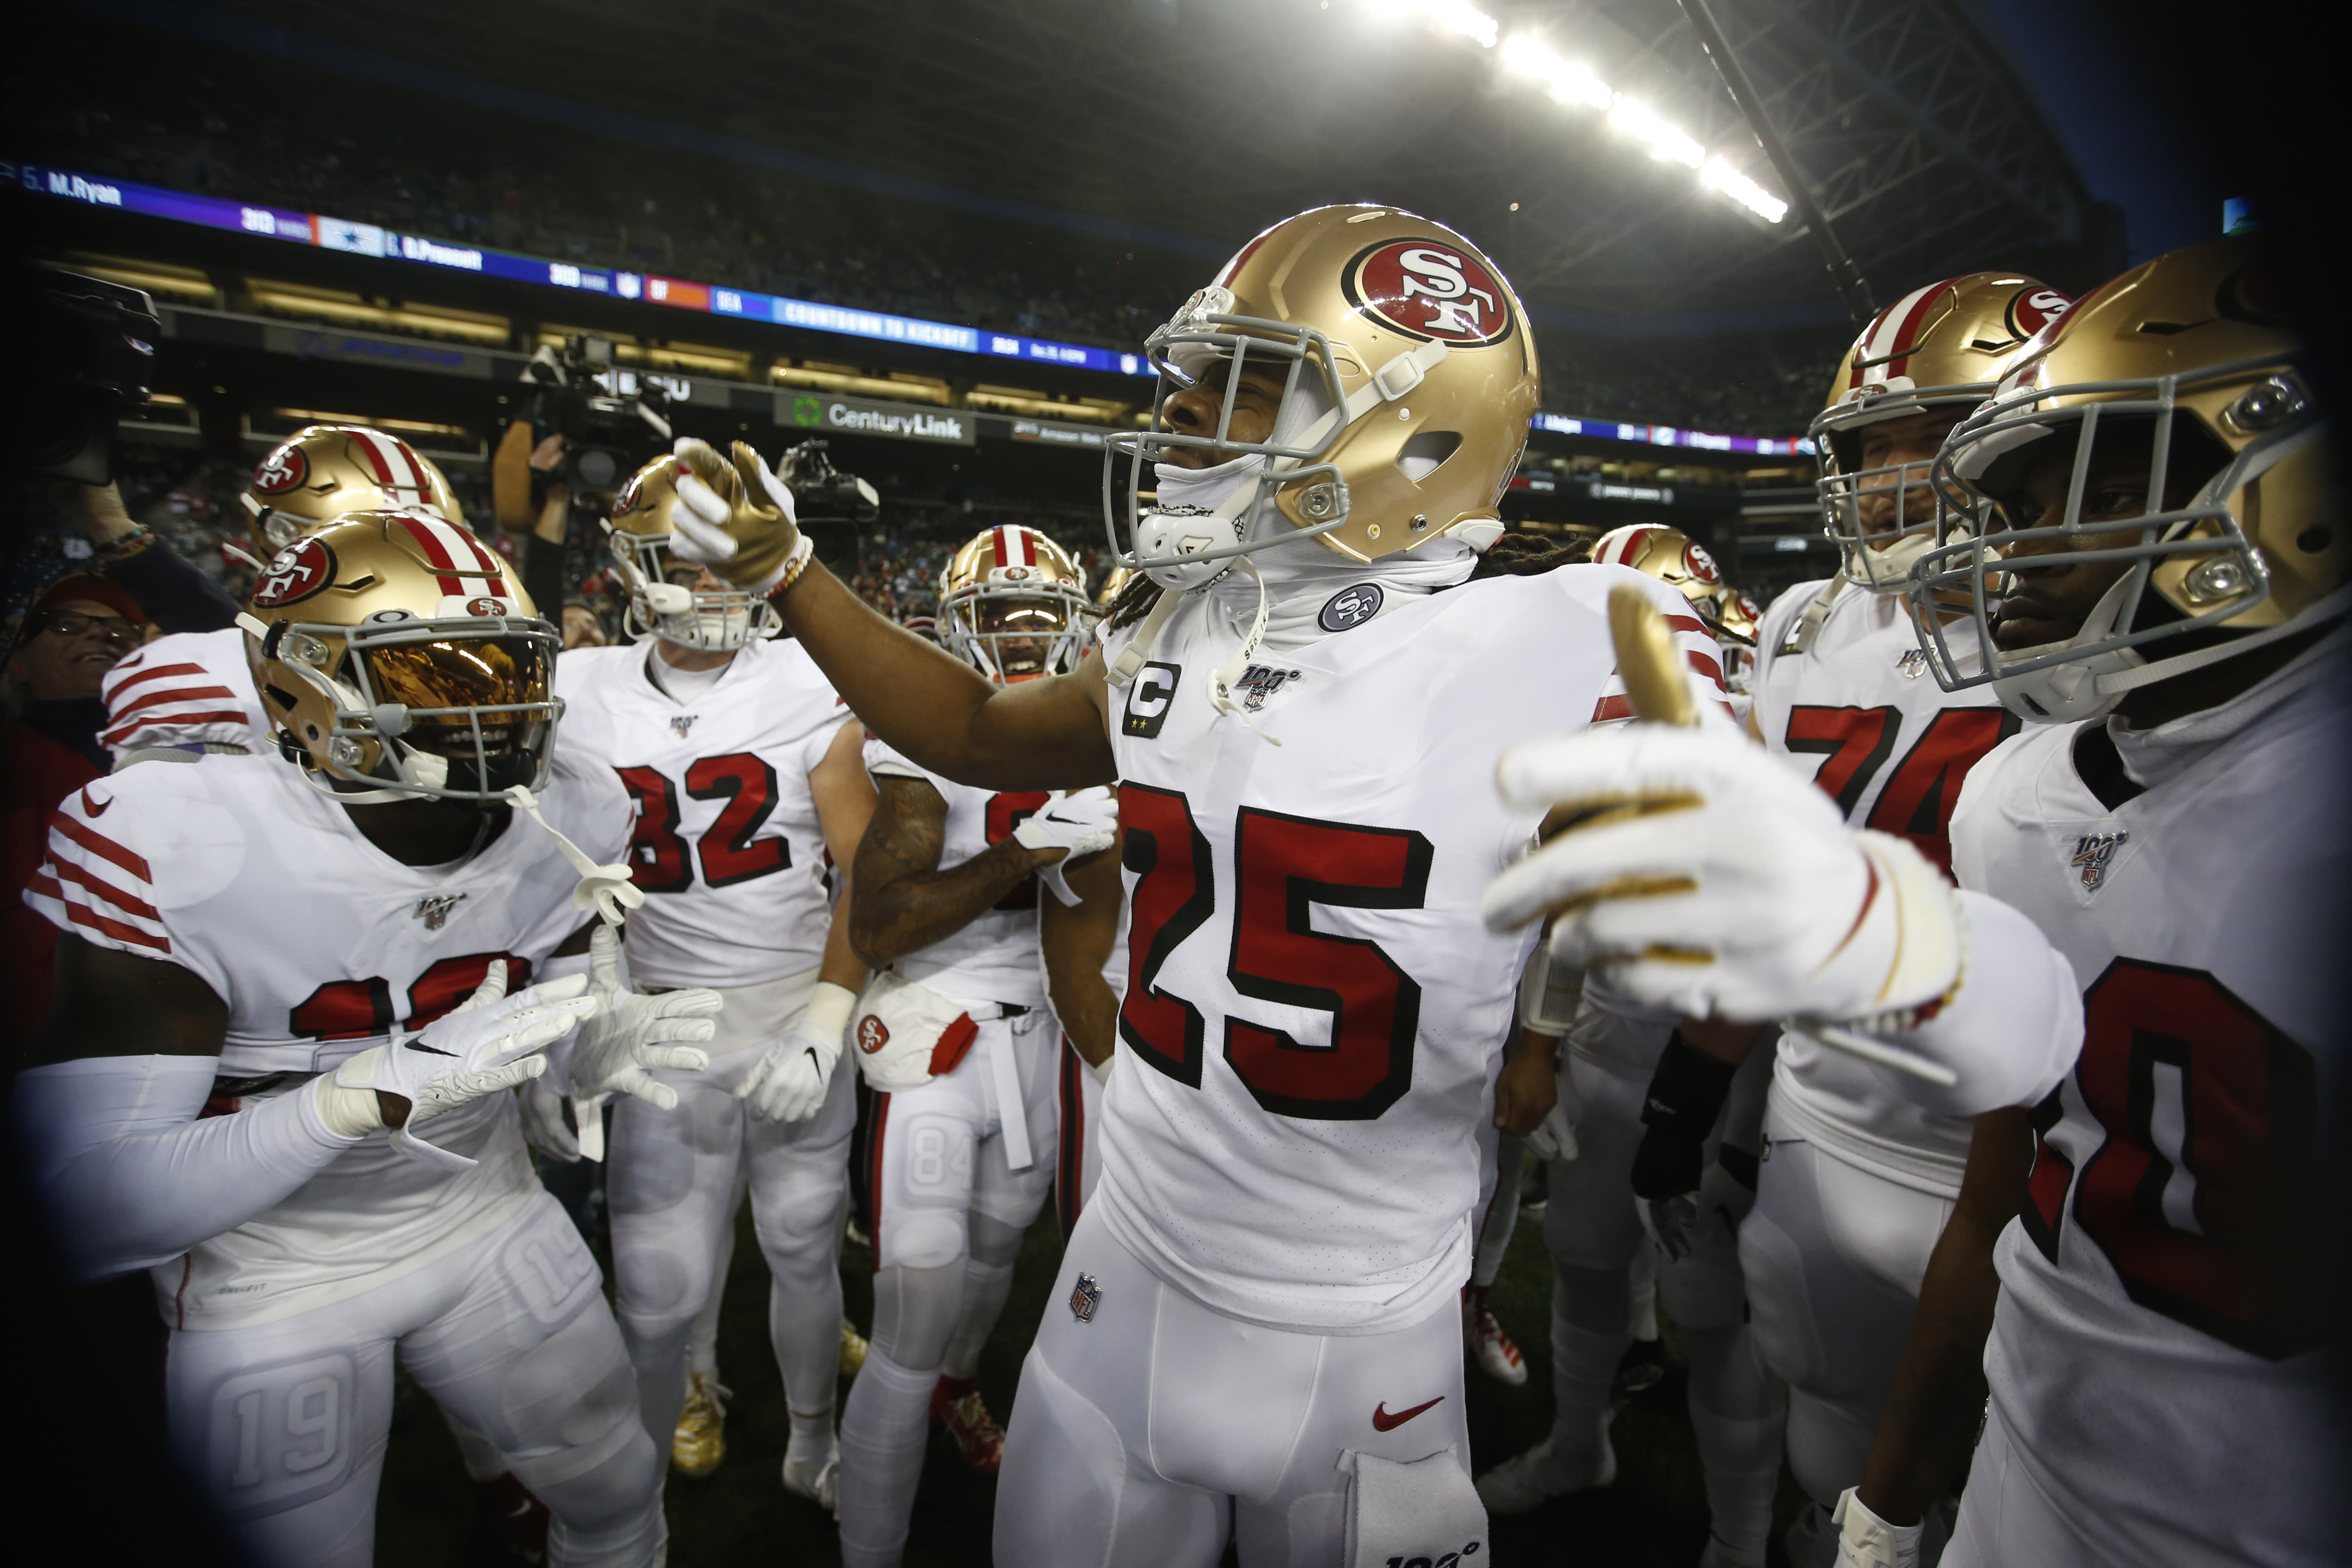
[253,442,311,495]
[1345,240,1515,347]
[1683,541,1723,583]
[857,1015,890,1054]
[2007,287,2073,342]
[252,537,337,607]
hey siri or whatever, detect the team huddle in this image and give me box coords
[15,204,2341,1568]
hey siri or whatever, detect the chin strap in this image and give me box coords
[504,784,643,927]
[1205,556,1281,746]
[1104,586,1183,687]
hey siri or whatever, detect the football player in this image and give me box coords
[99,424,468,764]
[554,448,877,1506]
[1042,568,1132,1244]
[1839,235,2347,1567]
[830,523,1113,1566]
[1476,523,1784,1568]
[1636,274,2072,1564]
[15,514,719,1568]
[660,206,1729,1568]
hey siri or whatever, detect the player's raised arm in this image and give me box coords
[653,440,1116,790]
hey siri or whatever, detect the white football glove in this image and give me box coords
[1482,727,1961,1026]
[558,925,720,1160]
[1522,1097,1578,1163]
[666,438,805,595]
[1641,1156,1756,1262]
[518,1074,581,1162]
[332,964,593,1171]
[736,981,858,1124]
[1013,787,1120,906]
[1833,1488,1925,1568]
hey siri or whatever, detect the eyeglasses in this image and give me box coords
[38,611,141,644]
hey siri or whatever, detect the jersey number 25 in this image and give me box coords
[1117,784,1431,1122]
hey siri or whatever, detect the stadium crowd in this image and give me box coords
[10,30,1843,437]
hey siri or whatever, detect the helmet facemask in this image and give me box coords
[1105,293,1356,590]
[1813,392,1988,590]
[941,588,1090,682]
[265,614,561,802]
[609,525,780,652]
[1908,362,2304,719]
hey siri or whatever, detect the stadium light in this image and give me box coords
[1370,2,1787,223]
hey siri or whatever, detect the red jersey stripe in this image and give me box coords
[105,661,210,696]
[47,858,163,922]
[102,710,251,746]
[106,683,240,722]
[51,814,153,882]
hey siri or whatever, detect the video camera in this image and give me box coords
[5,265,160,486]
[777,440,881,575]
[518,334,677,496]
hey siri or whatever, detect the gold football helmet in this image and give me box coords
[607,446,783,652]
[1095,565,1133,608]
[1105,205,1541,586]
[939,524,1091,681]
[1911,236,2343,720]
[1589,524,1761,689]
[243,425,466,555]
[236,511,559,802]
[1811,274,2074,588]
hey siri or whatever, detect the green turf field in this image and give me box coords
[377,1160,1809,1565]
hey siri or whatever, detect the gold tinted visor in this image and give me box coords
[975,598,1070,637]
[362,635,553,725]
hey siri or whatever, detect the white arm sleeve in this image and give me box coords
[13,1056,363,1282]
[1882,891,2083,1118]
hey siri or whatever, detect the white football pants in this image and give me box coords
[1737,1136,1953,1510]
[608,974,854,1477]
[838,1012,1058,1568]
[163,1193,659,1568]
[996,1205,1477,1568]
[1544,1049,1784,1563]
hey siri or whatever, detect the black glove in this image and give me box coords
[1629,1032,1737,1201]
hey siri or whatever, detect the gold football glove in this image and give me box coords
[660,438,805,595]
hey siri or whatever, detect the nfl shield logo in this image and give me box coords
[2070,831,2128,891]
[671,714,698,738]
[1069,1273,1101,1323]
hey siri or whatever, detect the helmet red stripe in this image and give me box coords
[396,514,470,598]
[1019,528,1037,566]
[1881,277,1968,383]
[992,528,1009,568]
[347,428,399,486]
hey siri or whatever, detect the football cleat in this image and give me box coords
[780,1427,842,1516]
[1473,1421,1617,1514]
[931,1376,1006,1475]
[1466,1303,1528,1387]
[1613,1337,1668,1398]
[839,1317,869,1378]
[670,1373,730,1478]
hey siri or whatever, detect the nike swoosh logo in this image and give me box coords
[1371,1396,1444,1432]
[81,788,110,817]
[403,1042,459,1057]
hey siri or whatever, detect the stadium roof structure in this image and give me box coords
[163,0,2092,330]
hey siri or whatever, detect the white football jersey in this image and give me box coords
[99,625,270,760]
[1751,580,2019,1194]
[1095,564,1727,1333]
[862,736,1050,1011]
[1950,648,2349,1565]
[25,751,627,1329]
[557,638,852,990]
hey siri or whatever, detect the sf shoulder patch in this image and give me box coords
[1068,1272,1101,1323]
[1122,661,1181,739]
[1319,582,1384,632]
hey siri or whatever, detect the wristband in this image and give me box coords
[764,533,817,603]
[313,1058,388,1138]
[804,980,859,1041]
[1629,1032,1736,1200]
